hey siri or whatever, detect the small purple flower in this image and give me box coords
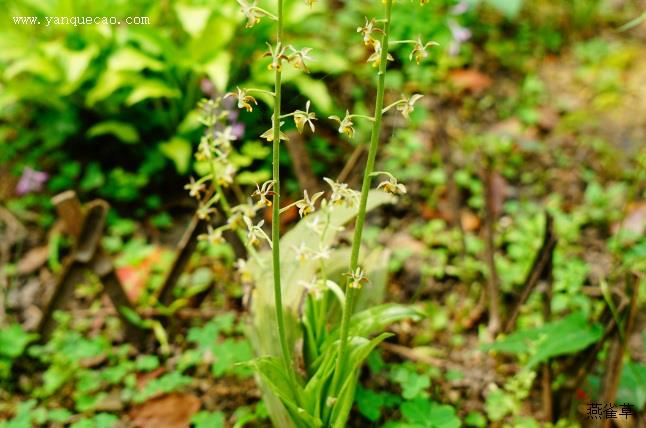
[230,122,245,139]
[451,0,470,15]
[16,167,48,195]
[200,78,216,97]
[448,19,472,56]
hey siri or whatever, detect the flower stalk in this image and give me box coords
[270,0,293,382]
[331,0,393,395]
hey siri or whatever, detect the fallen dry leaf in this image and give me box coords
[116,247,171,302]
[130,393,200,428]
[460,210,481,232]
[17,245,49,275]
[537,106,560,131]
[448,69,492,93]
[612,202,646,236]
[489,171,509,218]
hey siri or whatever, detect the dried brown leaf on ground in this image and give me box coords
[448,69,493,93]
[17,245,49,275]
[130,392,201,428]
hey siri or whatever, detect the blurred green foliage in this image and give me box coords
[2,0,599,211]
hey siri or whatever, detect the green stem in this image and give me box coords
[349,114,376,122]
[271,0,293,382]
[331,0,393,396]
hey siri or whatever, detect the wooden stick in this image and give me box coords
[482,157,501,334]
[51,191,84,238]
[285,132,321,194]
[504,212,557,333]
[593,273,639,428]
[157,214,207,307]
[336,144,365,184]
[38,192,146,345]
[541,242,554,422]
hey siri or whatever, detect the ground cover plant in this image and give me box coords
[1,0,645,427]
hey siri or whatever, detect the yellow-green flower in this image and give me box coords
[346,267,369,289]
[329,110,355,139]
[374,171,407,195]
[409,37,438,65]
[293,101,317,134]
[252,180,276,207]
[243,216,272,248]
[295,190,324,218]
[225,87,257,112]
[367,40,394,68]
[237,0,275,28]
[260,120,289,142]
[184,176,206,199]
[288,46,314,73]
[396,94,424,119]
[198,225,225,245]
[323,177,360,206]
[356,17,383,46]
[264,42,288,71]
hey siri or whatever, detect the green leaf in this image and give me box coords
[391,363,430,400]
[135,355,160,372]
[126,80,180,106]
[160,137,192,174]
[79,163,106,191]
[464,411,487,427]
[616,362,646,410]
[246,357,323,427]
[321,304,423,349]
[0,324,38,359]
[69,413,118,428]
[86,71,138,106]
[331,333,393,427]
[485,312,602,368]
[355,386,385,422]
[486,0,523,19]
[204,52,231,92]
[133,372,193,403]
[619,10,646,32]
[47,408,72,424]
[174,4,212,38]
[192,411,225,428]
[349,304,424,339]
[108,47,163,72]
[292,76,333,114]
[58,46,97,93]
[211,339,253,378]
[87,121,140,144]
[400,398,460,428]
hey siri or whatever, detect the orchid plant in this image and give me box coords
[187,0,436,426]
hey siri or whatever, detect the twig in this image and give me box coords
[156,213,207,307]
[336,144,365,184]
[504,212,557,333]
[482,157,501,334]
[285,131,321,194]
[592,273,639,428]
[541,241,554,423]
[435,109,466,257]
[74,306,230,320]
